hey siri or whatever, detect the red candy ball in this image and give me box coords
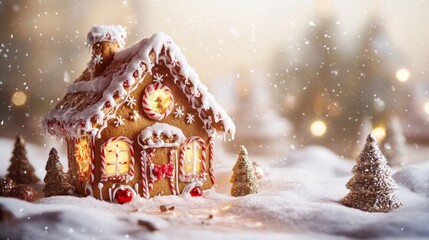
[189,187,202,197]
[116,188,133,204]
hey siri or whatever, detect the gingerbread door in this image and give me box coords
[137,123,186,198]
[141,147,179,198]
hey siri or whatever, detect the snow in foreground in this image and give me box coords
[1,140,429,240]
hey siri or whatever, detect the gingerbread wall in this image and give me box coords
[89,62,213,201]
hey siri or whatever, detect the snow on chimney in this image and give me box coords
[86,25,127,78]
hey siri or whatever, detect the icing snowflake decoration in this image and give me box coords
[174,106,185,118]
[186,113,195,124]
[125,96,136,109]
[114,116,125,127]
[129,110,140,121]
[153,73,164,83]
[93,54,104,65]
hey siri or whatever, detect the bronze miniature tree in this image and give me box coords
[230,145,258,197]
[6,135,40,184]
[341,133,401,212]
[43,148,73,197]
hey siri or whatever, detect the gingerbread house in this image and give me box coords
[43,25,235,203]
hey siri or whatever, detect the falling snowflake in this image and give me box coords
[129,110,140,121]
[153,73,164,83]
[190,87,200,97]
[174,106,185,118]
[126,96,136,109]
[93,54,103,65]
[114,116,125,127]
[186,113,195,124]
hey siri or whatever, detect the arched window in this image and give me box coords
[74,137,91,180]
[180,136,206,182]
[101,136,135,182]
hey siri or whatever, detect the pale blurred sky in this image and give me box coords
[11,0,429,85]
[138,0,429,83]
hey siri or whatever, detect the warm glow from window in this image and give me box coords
[75,138,91,178]
[424,101,429,115]
[147,89,173,114]
[104,140,131,176]
[395,68,410,82]
[310,120,327,137]
[184,141,202,174]
[372,127,386,142]
[11,91,27,106]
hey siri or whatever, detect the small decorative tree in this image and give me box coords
[6,135,40,184]
[230,145,258,197]
[43,148,74,197]
[341,133,401,212]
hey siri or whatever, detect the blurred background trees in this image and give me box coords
[0,0,428,160]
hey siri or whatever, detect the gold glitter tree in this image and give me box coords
[230,145,259,197]
[341,133,401,212]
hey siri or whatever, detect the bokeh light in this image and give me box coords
[372,127,386,142]
[11,91,27,107]
[395,68,410,82]
[310,120,327,137]
[424,101,429,115]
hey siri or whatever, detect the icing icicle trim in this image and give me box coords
[44,31,235,141]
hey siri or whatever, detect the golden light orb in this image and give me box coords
[424,101,429,115]
[395,68,410,82]
[372,127,386,142]
[11,91,27,106]
[310,120,327,137]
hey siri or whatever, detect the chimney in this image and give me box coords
[86,25,127,78]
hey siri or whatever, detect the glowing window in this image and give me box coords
[180,137,206,182]
[101,137,134,181]
[184,141,203,175]
[74,137,91,180]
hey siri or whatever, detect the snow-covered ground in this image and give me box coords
[1,138,429,240]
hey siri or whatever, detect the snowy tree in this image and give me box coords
[43,148,74,197]
[341,133,401,212]
[230,146,258,197]
[352,16,409,127]
[228,71,292,157]
[291,15,344,143]
[381,116,407,166]
[6,135,40,184]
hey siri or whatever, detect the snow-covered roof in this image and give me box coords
[43,31,235,140]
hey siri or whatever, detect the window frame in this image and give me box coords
[179,136,206,182]
[100,136,135,182]
[74,137,92,181]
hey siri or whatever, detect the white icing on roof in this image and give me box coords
[87,25,127,48]
[44,31,235,140]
